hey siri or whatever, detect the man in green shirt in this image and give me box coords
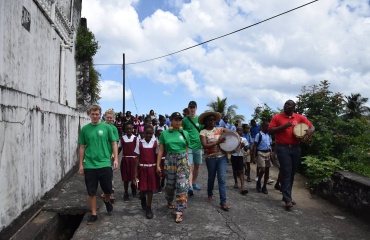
[78,105,119,225]
[182,101,203,196]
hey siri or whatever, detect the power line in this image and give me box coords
[94,0,319,66]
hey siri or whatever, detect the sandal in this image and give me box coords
[175,214,183,223]
[240,189,248,195]
[220,204,230,211]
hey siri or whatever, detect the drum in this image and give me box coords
[219,131,241,153]
[293,123,309,140]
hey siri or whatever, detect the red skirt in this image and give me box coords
[120,157,136,182]
[138,166,159,191]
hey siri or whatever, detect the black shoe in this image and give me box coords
[188,186,194,196]
[262,187,268,194]
[104,200,113,213]
[123,193,129,202]
[246,176,251,182]
[86,215,97,225]
[141,197,147,210]
[131,185,137,197]
[256,182,261,192]
[146,207,153,219]
[274,183,281,190]
[160,178,165,188]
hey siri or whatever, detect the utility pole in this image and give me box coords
[122,53,125,114]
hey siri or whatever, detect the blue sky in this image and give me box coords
[82,0,370,122]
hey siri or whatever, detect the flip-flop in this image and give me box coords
[240,189,248,195]
[175,215,183,223]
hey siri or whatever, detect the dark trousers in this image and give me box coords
[276,144,301,202]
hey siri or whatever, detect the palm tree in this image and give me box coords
[344,93,370,119]
[207,97,244,125]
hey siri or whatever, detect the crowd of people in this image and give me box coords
[78,100,315,224]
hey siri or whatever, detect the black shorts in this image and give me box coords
[84,167,113,196]
[231,155,244,172]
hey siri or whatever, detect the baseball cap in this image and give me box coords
[170,112,183,120]
[188,101,197,107]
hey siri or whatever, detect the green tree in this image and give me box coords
[75,23,101,110]
[344,93,370,119]
[207,97,244,125]
[251,103,278,123]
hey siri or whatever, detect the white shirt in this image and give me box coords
[134,138,158,155]
[232,137,249,157]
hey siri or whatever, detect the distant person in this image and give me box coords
[231,126,249,195]
[165,114,171,127]
[250,119,260,140]
[123,111,134,133]
[156,112,190,223]
[154,115,169,132]
[241,124,253,182]
[134,125,158,219]
[199,111,231,211]
[118,123,137,202]
[115,112,124,137]
[101,108,119,203]
[78,105,118,225]
[182,101,203,196]
[252,122,273,194]
[268,100,314,209]
[149,109,156,120]
[183,107,189,117]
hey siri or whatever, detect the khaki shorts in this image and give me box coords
[243,149,251,164]
[256,151,271,168]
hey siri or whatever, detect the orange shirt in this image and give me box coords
[269,113,313,145]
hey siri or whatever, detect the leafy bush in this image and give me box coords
[301,156,345,187]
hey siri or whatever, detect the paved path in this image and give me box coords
[48,160,370,240]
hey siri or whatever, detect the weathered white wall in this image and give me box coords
[0,0,87,231]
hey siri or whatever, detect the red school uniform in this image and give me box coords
[134,138,159,191]
[120,135,137,182]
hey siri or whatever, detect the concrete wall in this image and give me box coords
[0,0,87,231]
[317,171,370,222]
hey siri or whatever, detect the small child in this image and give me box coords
[118,124,137,201]
[241,124,253,182]
[155,129,166,193]
[134,125,159,219]
[231,126,249,195]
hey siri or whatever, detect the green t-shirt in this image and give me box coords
[78,122,119,169]
[158,129,190,154]
[182,116,203,149]
[107,124,120,153]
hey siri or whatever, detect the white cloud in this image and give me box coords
[100,80,132,101]
[83,0,370,115]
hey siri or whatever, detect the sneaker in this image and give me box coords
[246,176,251,182]
[146,207,153,219]
[255,177,258,182]
[188,186,194,196]
[193,183,201,191]
[86,215,97,225]
[141,197,147,210]
[261,187,268,194]
[256,182,261,192]
[123,193,129,202]
[267,178,275,184]
[104,200,113,213]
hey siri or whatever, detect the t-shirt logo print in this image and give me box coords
[179,135,184,140]
[98,130,104,136]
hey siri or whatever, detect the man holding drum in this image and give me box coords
[268,100,315,209]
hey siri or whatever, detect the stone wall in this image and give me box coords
[0,0,87,232]
[317,171,370,221]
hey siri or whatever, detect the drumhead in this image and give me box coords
[293,123,309,139]
[219,131,240,153]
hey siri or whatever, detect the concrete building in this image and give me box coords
[0,0,89,232]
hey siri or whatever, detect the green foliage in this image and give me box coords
[207,97,244,124]
[75,26,99,61]
[89,63,101,104]
[251,103,279,123]
[302,156,345,187]
[344,93,370,119]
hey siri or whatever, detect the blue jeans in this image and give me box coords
[276,144,301,202]
[205,156,227,205]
